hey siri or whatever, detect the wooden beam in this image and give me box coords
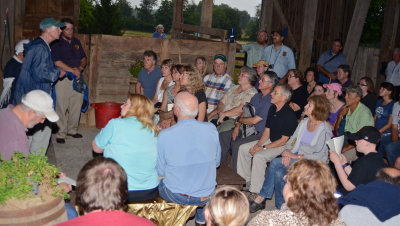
[298,0,318,73]
[271,0,298,50]
[343,0,371,68]
[172,23,227,41]
[171,0,184,38]
[225,43,236,76]
[259,0,273,36]
[200,0,213,39]
[379,0,400,64]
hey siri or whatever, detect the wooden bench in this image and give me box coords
[217,162,246,190]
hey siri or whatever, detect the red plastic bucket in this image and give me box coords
[91,102,121,129]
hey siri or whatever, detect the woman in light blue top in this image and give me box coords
[92,94,159,202]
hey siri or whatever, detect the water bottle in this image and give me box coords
[228,28,235,43]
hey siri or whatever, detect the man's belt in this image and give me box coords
[178,193,210,201]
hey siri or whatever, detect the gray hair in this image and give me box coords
[174,94,199,118]
[20,103,43,116]
[276,83,292,103]
[240,66,258,86]
[394,48,400,53]
[345,85,362,98]
[264,71,280,89]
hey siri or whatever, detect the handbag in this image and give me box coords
[241,102,257,138]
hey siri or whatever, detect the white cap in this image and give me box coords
[21,90,59,122]
[15,39,30,55]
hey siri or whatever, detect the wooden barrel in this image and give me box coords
[0,197,68,226]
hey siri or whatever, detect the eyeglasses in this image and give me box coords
[288,74,296,78]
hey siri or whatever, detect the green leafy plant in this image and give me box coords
[0,152,68,205]
[129,58,144,78]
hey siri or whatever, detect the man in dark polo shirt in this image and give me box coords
[237,84,298,193]
[51,18,87,144]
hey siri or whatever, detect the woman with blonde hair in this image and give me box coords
[195,56,209,77]
[205,186,249,226]
[249,159,344,226]
[180,65,208,121]
[92,94,159,202]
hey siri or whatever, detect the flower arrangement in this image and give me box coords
[129,58,144,78]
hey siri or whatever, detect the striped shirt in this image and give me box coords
[204,73,234,113]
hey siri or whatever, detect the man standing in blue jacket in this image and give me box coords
[12,18,66,155]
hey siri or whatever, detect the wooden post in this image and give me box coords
[298,0,318,73]
[225,43,236,76]
[200,0,213,39]
[171,0,184,38]
[259,0,273,36]
[343,0,371,68]
[379,0,400,64]
[272,0,298,50]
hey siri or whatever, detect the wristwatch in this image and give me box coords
[262,145,267,150]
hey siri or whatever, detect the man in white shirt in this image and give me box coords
[386,48,400,100]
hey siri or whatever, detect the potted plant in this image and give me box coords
[128,58,144,94]
[0,152,69,225]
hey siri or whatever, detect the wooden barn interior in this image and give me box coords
[1,0,400,126]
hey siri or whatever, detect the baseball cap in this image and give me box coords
[15,39,30,55]
[253,60,269,68]
[214,54,227,62]
[346,126,381,144]
[40,18,65,30]
[323,83,343,96]
[21,90,59,122]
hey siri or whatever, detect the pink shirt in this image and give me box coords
[0,105,29,160]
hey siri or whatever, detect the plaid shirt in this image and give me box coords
[204,73,234,113]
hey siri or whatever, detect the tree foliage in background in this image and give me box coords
[155,0,174,32]
[79,0,124,35]
[135,0,158,32]
[79,0,255,39]
[360,0,386,46]
[78,0,95,34]
[245,4,261,41]
[212,4,243,38]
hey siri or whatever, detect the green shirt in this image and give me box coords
[344,102,374,133]
[241,42,267,67]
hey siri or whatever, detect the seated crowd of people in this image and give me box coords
[2,25,400,225]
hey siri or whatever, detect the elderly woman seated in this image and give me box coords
[249,95,332,211]
[248,159,344,226]
[209,66,258,133]
[92,94,159,202]
[204,186,249,226]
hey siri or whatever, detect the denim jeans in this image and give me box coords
[377,135,392,156]
[258,158,296,209]
[385,141,400,166]
[65,202,78,219]
[158,180,209,224]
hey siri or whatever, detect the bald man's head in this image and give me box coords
[376,168,400,186]
[174,92,199,119]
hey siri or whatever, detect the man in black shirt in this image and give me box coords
[237,84,298,194]
[330,126,387,195]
